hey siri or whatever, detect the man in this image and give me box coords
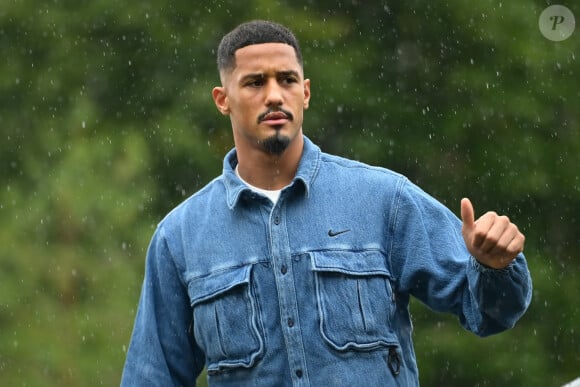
[121,20,532,386]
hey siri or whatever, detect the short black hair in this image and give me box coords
[217,20,303,74]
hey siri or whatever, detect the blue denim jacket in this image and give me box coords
[121,136,532,386]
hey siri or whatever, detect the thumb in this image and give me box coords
[461,197,475,230]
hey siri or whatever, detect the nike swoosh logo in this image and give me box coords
[328,229,351,237]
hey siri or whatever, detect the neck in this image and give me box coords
[236,135,303,190]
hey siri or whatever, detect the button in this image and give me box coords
[274,216,280,225]
[281,265,287,275]
[287,318,294,327]
[295,369,303,378]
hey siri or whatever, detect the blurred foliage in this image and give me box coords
[1,0,578,386]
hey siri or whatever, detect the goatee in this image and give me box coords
[261,133,290,156]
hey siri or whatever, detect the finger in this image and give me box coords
[479,215,510,253]
[505,231,525,256]
[471,211,496,249]
[460,198,475,230]
[487,221,518,255]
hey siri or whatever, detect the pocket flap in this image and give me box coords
[189,265,251,306]
[311,250,391,277]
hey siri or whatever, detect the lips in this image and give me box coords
[263,111,288,121]
[258,109,293,125]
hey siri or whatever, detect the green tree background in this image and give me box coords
[1,1,578,385]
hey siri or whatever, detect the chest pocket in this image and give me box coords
[188,265,264,374]
[312,250,399,351]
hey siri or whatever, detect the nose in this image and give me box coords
[264,78,283,107]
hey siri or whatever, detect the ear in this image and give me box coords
[212,86,229,115]
[303,78,311,110]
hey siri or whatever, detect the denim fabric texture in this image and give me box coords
[121,136,532,386]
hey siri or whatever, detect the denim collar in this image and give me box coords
[222,135,321,209]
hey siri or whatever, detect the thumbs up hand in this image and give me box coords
[460,198,525,269]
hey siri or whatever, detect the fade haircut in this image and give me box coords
[217,20,303,74]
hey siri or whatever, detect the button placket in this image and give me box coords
[269,203,309,384]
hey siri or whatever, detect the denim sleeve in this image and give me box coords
[388,179,532,337]
[121,227,205,386]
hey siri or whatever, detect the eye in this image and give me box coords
[281,76,298,85]
[244,77,264,87]
[246,79,263,87]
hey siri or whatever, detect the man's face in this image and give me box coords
[213,43,310,156]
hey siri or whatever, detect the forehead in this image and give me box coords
[232,42,302,76]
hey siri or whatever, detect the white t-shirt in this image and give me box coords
[235,165,281,205]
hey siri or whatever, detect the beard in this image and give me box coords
[260,131,291,156]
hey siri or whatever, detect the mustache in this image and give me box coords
[257,107,294,123]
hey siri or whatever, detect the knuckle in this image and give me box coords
[499,215,510,224]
